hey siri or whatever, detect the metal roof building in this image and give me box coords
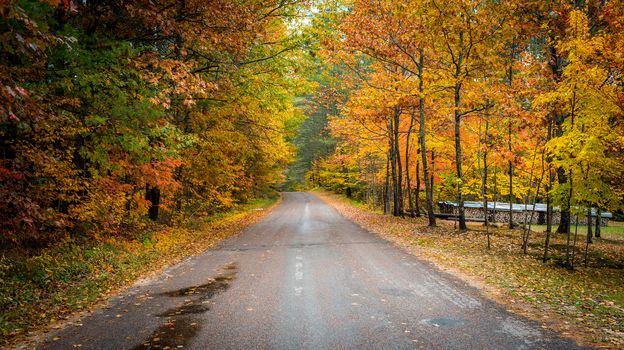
[438,201,613,218]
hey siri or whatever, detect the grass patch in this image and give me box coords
[530,221,624,240]
[0,195,279,346]
[316,191,624,349]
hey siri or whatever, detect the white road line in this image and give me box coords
[294,255,304,294]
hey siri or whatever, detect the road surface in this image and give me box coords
[39,192,587,350]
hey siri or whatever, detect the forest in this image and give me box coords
[1,0,309,247]
[3,0,622,252]
[1,0,624,347]
[297,0,624,264]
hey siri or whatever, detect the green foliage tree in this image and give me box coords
[0,0,308,246]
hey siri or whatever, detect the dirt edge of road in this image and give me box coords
[314,191,612,350]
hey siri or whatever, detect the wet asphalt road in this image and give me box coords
[38,192,588,350]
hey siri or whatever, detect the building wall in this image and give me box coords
[445,206,608,226]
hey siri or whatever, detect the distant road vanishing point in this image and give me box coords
[39,192,588,350]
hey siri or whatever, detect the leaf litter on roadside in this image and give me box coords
[316,191,624,349]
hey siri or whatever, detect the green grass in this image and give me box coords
[528,221,624,240]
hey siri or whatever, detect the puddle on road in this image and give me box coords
[131,318,199,350]
[132,262,238,349]
[161,274,235,299]
[156,303,210,317]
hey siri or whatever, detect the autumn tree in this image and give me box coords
[539,9,624,268]
[426,0,506,231]
[0,0,308,246]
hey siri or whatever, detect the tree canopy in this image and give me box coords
[2,0,623,254]
[1,0,310,246]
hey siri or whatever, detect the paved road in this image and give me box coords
[39,192,587,350]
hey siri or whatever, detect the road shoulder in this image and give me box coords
[4,196,281,350]
[313,190,622,349]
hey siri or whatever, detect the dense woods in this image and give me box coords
[2,0,622,262]
[2,0,623,263]
[306,0,624,257]
[1,0,624,346]
[1,0,307,247]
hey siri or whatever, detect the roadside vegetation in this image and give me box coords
[1,1,305,247]
[317,191,624,349]
[290,3,624,346]
[296,0,624,271]
[0,196,279,346]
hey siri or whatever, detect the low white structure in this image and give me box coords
[438,201,612,226]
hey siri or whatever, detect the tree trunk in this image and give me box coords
[418,48,436,227]
[415,153,421,217]
[543,186,552,264]
[145,185,160,221]
[493,166,498,223]
[389,119,400,217]
[595,209,601,238]
[482,119,491,250]
[546,121,553,234]
[563,89,578,252]
[587,207,593,244]
[370,159,378,208]
[556,165,571,234]
[522,148,544,254]
[508,122,514,229]
[544,121,554,263]
[549,38,571,235]
[564,169,574,268]
[453,33,467,231]
[384,152,391,214]
[430,150,435,200]
[394,105,404,217]
[343,162,352,198]
[569,214,580,270]
[406,107,416,217]
[506,42,517,230]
